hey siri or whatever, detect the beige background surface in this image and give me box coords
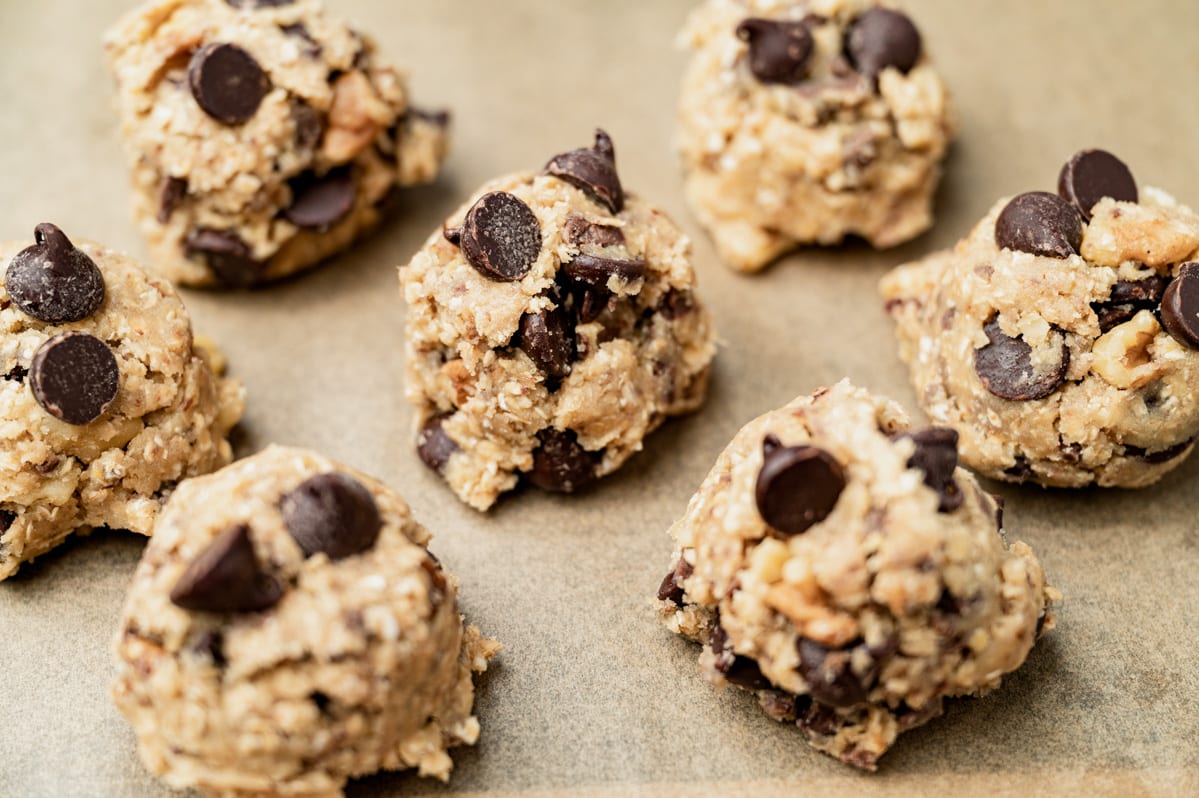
[1,1,1198,796]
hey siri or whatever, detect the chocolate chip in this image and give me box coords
[564,214,625,247]
[417,414,458,474]
[0,510,15,532]
[1093,275,1170,332]
[1058,149,1137,220]
[454,192,541,281]
[291,102,325,153]
[281,473,382,560]
[519,306,576,379]
[760,690,799,722]
[755,443,845,536]
[189,630,225,666]
[188,43,269,125]
[280,23,322,58]
[1123,437,1195,464]
[797,701,843,737]
[284,168,356,229]
[170,524,283,613]
[657,558,693,606]
[310,692,333,714]
[796,639,870,709]
[991,493,1005,530]
[4,365,27,382]
[5,224,105,323]
[710,621,772,691]
[543,129,624,214]
[1004,455,1034,482]
[157,177,188,224]
[973,316,1069,401]
[527,428,597,493]
[183,228,262,288]
[561,254,647,288]
[736,18,814,85]
[657,289,694,320]
[846,8,922,82]
[1160,262,1199,349]
[894,427,963,513]
[576,289,607,324]
[30,332,119,425]
[994,191,1083,258]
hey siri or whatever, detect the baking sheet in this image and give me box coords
[1,1,1198,795]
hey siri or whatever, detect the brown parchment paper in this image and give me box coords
[1,1,1198,795]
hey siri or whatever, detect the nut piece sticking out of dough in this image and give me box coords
[0,223,244,581]
[658,381,1057,770]
[677,0,955,272]
[112,445,500,796]
[401,129,717,511]
[882,148,1199,488]
[104,0,450,287]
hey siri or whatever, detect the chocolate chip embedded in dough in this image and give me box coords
[280,473,382,560]
[846,7,922,83]
[1160,262,1199,349]
[656,558,693,606]
[893,427,963,513]
[563,214,625,247]
[1123,437,1195,464]
[994,192,1083,259]
[561,254,647,288]
[157,177,188,224]
[291,102,325,153]
[527,428,598,493]
[169,524,283,613]
[735,18,814,85]
[284,168,356,230]
[657,289,694,320]
[5,223,105,323]
[280,22,322,58]
[30,332,119,425]
[544,130,624,214]
[519,306,576,379]
[417,414,458,474]
[182,228,263,288]
[188,43,270,125]
[1093,274,1170,332]
[710,621,772,691]
[1057,149,1138,220]
[973,317,1069,401]
[796,639,870,710]
[455,192,541,281]
[0,510,15,532]
[754,444,845,536]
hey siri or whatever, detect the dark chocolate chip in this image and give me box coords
[280,22,322,58]
[455,192,541,281]
[1003,455,1034,481]
[519,306,576,379]
[1160,262,1199,349]
[30,332,119,425]
[310,692,333,714]
[4,365,27,382]
[710,622,772,691]
[189,630,226,666]
[576,287,607,324]
[894,427,963,513]
[656,558,693,606]
[157,177,188,224]
[846,7,922,82]
[188,43,269,125]
[760,690,799,722]
[735,18,814,85]
[755,444,845,536]
[797,701,843,737]
[561,254,647,288]
[183,228,262,288]
[291,102,325,153]
[796,639,869,709]
[527,428,597,493]
[994,191,1083,259]
[5,223,105,323]
[170,524,282,613]
[1123,437,1195,464]
[1057,149,1137,220]
[284,168,356,229]
[281,473,382,560]
[417,413,458,474]
[0,509,15,532]
[1092,274,1167,333]
[564,214,625,247]
[543,129,624,214]
[973,316,1069,401]
[657,289,694,320]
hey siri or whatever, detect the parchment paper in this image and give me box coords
[1,1,1197,795]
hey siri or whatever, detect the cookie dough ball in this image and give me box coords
[105,0,450,288]
[401,130,717,510]
[677,0,953,272]
[881,149,1199,488]
[112,446,500,795]
[658,381,1056,770]
[0,224,244,580]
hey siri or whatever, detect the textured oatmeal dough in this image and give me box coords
[106,0,449,288]
[881,188,1199,488]
[678,0,953,272]
[0,231,243,581]
[112,446,499,797]
[401,153,717,511]
[659,382,1056,769]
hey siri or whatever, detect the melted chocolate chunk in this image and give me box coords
[6,223,105,323]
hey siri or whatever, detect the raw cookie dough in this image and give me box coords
[112,445,500,796]
[401,130,717,510]
[658,381,1056,769]
[881,149,1199,488]
[677,0,954,272]
[105,0,449,288]
[0,224,244,581]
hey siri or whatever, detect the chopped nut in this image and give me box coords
[1090,310,1162,389]
[1081,197,1199,268]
